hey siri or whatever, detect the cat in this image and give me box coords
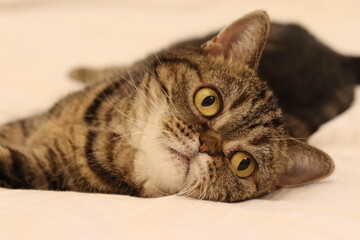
[2,10,357,202]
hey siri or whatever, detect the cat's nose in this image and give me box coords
[199,130,223,156]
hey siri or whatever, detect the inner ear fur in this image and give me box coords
[202,10,270,69]
[278,138,335,188]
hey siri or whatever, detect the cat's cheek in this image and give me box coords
[132,149,190,197]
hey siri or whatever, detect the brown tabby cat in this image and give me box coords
[0,11,337,202]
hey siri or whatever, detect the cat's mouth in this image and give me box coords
[168,148,192,165]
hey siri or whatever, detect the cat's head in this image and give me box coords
[136,10,334,202]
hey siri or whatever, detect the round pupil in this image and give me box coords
[237,158,251,171]
[201,96,216,107]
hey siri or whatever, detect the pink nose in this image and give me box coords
[198,130,222,156]
[199,142,210,153]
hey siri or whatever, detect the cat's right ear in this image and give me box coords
[278,138,335,188]
[202,10,270,70]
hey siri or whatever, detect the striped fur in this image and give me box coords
[0,11,334,202]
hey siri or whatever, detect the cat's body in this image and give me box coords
[0,11,355,202]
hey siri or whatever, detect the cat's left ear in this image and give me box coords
[278,138,335,188]
[202,10,270,70]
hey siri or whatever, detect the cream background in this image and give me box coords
[0,0,359,239]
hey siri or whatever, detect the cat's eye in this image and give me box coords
[194,87,221,117]
[230,152,256,178]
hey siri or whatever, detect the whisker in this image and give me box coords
[182,180,200,197]
[150,186,172,197]
[176,179,196,196]
[112,67,169,117]
[104,95,165,131]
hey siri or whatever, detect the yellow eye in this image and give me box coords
[194,87,221,117]
[230,152,256,178]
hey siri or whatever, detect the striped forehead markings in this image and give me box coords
[152,57,203,82]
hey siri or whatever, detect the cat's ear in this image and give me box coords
[202,10,270,69]
[278,138,335,188]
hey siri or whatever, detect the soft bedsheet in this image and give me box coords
[0,0,359,239]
